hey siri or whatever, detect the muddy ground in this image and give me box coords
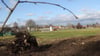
[0,35,100,56]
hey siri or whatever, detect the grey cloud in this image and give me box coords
[34,10,100,25]
[79,10,100,19]
[35,16,50,25]
[27,13,34,16]
[35,14,74,25]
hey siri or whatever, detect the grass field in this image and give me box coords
[0,28,100,44]
[32,28,100,38]
[30,28,100,44]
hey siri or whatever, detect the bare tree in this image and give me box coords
[76,23,83,29]
[0,0,78,32]
[26,19,36,31]
[13,22,19,28]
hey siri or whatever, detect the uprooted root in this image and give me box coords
[6,31,38,55]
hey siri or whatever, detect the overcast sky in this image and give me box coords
[0,0,100,26]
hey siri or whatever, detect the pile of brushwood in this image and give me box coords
[7,31,38,55]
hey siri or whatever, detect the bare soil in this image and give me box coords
[0,35,100,56]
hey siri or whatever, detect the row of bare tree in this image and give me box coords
[69,22,100,29]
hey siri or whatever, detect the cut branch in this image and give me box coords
[0,0,78,33]
[1,0,11,10]
[19,1,78,19]
[0,0,19,33]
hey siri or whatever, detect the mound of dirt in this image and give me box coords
[0,35,100,56]
[74,40,100,56]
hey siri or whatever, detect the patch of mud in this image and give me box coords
[74,41,100,56]
[0,35,100,56]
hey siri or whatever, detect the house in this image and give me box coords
[38,25,66,32]
[39,25,53,32]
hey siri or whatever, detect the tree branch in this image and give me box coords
[1,0,11,10]
[0,0,78,33]
[19,1,78,19]
[0,0,19,33]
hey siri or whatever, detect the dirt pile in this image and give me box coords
[0,35,100,56]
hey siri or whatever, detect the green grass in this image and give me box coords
[30,28,100,44]
[31,28,100,39]
[1,28,100,44]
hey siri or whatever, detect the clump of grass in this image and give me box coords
[0,36,15,42]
